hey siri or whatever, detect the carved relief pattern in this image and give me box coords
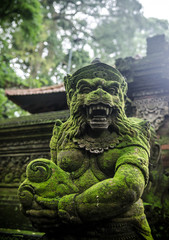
[0,135,51,184]
[133,96,169,130]
[0,153,50,184]
[0,139,49,148]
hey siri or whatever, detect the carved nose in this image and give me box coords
[94,88,105,97]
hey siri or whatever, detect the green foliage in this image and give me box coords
[0,0,169,118]
[0,89,29,119]
[0,0,42,42]
[0,39,27,89]
[0,0,43,118]
[143,170,169,239]
[92,1,169,63]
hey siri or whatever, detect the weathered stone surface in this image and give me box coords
[18,62,154,239]
[0,110,69,233]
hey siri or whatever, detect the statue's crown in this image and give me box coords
[64,59,127,94]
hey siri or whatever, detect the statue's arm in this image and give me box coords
[21,147,149,226]
[58,147,149,223]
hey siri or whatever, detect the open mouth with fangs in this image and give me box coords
[86,103,113,129]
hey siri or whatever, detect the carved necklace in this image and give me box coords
[73,131,122,154]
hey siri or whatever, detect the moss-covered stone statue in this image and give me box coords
[18,60,154,240]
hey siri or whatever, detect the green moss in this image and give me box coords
[18,62,154,239]
[64,62,127,96]
[18,159,79,206]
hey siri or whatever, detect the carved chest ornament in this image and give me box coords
[73,131,121,154]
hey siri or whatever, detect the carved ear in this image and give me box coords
[66,89,74,107]
[121,80,128,95]
[64,74,71,90]
[64,74,74,107]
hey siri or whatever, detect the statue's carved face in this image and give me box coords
[70,78,125,130]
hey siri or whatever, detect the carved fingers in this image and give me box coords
[35,195,60,210]
[21,194,61,230]
[26,209,57,218]
[26,210,61,231]
[25,199,61,230]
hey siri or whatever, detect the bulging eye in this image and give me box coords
[109,88,117,95]
[79,87,91,94]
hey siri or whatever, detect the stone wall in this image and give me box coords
[0,110,69,236]
[116,34,169,170]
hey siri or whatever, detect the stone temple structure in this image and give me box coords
[0,34,169,239]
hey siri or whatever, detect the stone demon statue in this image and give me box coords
[18,61,154,240]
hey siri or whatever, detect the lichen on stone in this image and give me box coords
[18,61,154,240]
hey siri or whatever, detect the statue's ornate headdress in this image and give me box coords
[64,60,128,101]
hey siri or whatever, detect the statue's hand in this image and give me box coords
[24,194,82,230]
[24,195,61,231]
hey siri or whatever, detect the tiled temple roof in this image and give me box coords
[5,83,67,114]
[5,83,65,96]
[0,110,69,128]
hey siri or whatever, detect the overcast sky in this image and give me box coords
[139,0,169,21]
